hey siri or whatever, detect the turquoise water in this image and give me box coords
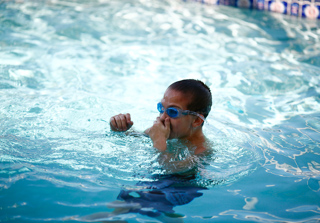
[1,0,320,222]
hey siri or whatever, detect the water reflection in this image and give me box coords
[80,173,209,222]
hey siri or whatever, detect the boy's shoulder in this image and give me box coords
[194,146,206,155]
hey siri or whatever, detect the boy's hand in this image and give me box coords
[110,113,134,132]
[145,117,170,151]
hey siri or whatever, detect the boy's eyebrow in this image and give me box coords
[160,101,181,109]
[166,104,183,109]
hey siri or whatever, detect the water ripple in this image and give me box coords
[1,0,320,222]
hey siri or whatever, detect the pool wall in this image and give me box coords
[188,0,320,19]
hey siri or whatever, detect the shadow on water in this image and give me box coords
[78,172,221,223]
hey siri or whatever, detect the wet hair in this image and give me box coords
[168,79,212,118]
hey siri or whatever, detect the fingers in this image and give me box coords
[111,114,127,131]
[110,116,118,131]
[153,117,163,126]
[164,118,171,139]
[125,113,134,126]
[153,117,169,127]
[118,114,127,130]
[110,113,133,132]
[153,117,170,132]
[148,117,170,142]
[144,127,150,135]
[164,118,170,129]
[110,117,119,131]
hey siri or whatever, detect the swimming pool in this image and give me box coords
[0,0,320,222]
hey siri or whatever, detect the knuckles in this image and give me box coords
[110,113,131,132]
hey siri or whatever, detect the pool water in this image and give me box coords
[1,0,320,222]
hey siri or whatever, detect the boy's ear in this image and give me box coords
[192,115,204,127]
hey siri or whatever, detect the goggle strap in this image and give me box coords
[185,110,206,122]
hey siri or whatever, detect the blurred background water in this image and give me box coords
[0,0,319,222]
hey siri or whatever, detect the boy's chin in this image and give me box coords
[168,132,179,140]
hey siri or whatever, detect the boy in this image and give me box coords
[109,79,212,155]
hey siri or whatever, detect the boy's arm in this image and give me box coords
[144,117,170,152]
[110,114,170,152]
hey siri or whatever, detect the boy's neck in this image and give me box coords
[183,128,206,152]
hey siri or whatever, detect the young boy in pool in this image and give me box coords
[109,79,212,155]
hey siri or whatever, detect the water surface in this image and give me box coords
[0,0,320,222]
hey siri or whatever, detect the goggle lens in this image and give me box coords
[157,103,179,118]
[166,108,179,118]
[157,103,164,113]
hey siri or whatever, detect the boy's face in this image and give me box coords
[159,88,197,140]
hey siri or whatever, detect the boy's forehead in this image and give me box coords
[162,89,191,107]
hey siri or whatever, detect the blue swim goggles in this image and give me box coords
[157,102,205,121]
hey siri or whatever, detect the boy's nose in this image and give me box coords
[159,112,168,121]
